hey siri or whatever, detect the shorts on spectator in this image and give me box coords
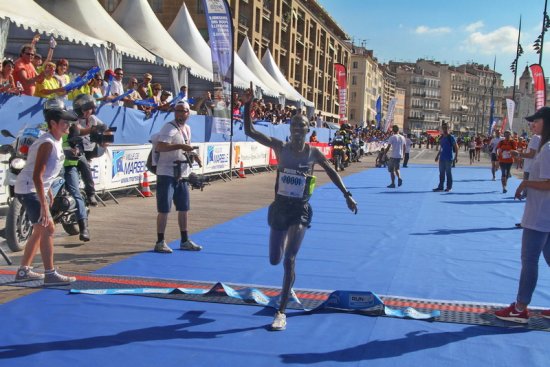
[156,175,190,213]
[268,199,312,230]
[16,193,42,225]
[387,158,401,172]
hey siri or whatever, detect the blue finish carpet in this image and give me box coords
[0,164,548,366]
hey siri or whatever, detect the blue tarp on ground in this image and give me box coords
[0,94,335,145]
[0,164,548,366]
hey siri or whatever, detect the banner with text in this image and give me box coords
[334,63,348,125]
[203,0,234,135]
[530,64,546,110]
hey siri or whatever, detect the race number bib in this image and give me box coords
[502,151,511,159]
[277,172,306,198]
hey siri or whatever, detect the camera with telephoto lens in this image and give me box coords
[186,172,210,191]
[90,125,116,145]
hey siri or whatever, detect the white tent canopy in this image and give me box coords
[238,37,291,100]
[261,49,314,107]
[36,0,157,64]
[111,0,211,79]
[0,0,107,49]
[167,2,278,97]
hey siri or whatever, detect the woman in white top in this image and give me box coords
[495,107,550,323]
[13,108,78,286]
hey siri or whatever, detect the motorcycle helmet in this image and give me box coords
[73,93,96,118]
[42,98,65,120]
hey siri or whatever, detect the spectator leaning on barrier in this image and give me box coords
[34,62,66,99]
[111,68,125,106]
[54,59,71,88]
[124,77,142,109]
[13,43,44,96]
[152,100,203,254]
[0,59,18,94]
[138,73,153,99]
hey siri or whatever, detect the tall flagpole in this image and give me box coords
[488,56,496,134]
[511,16,523,101]
[534,0,549,64]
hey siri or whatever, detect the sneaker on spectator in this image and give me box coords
[494,303,529,323]
[154,240,173,253]
[271,312,287,331]
[540,309,550,319]
[180,239,202,251]
[44,271,76,286]
[14,266,44,282]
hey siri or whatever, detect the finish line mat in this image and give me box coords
[2,269,549,331]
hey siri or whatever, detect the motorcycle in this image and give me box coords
[330,134,350,172]
[0,129,87,252]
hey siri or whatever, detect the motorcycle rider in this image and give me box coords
[60,96,91,242]
[70,94,108,208]
[14,106,78,285]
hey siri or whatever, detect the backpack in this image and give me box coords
[146,133,159,174]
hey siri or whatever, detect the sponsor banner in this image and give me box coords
[203,142,231,174]
[384,97,398,132]
[308,142,332,159]
[334,63,348,124]
[530,64,546,110]
[506,98,515,132]
[233,142,270,167]
[104,145,151,191]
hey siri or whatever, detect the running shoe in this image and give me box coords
[180,240,202,251]
[540,309,550,319]
[44,271,76,286]
[445,188,452,192]
[14,266,44,282]
[154,240,173,253]
[271,312,287,331]
[398,178,403,187]
[494,303,529,323]
[433,187,444,192]
[387,183,396,188]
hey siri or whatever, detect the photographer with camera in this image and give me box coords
[70,94,113,208]
[152,101,203,253]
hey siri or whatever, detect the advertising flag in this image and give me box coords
[202,0,234,135]
[375,96,382,128]
[505,98,515,132]
[334,63,348,125]
[383,97,398,132]
[529,64,546,110]
[488,98,495,135]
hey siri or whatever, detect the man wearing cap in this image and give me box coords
[13,108,78,286]
[152,101,203,253]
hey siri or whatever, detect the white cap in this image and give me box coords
[175,101,190,110]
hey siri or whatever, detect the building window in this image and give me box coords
[150,0,163,12]
[351,76,357,85]
[352,61,358,69]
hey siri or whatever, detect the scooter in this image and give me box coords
[0,129,87,252]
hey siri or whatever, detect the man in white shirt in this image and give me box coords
[153,101,203,254]
[383,125,406,188]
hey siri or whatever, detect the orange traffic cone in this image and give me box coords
[237,161,246,178]
[140,171,154,197]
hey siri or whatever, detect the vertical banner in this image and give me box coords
[383,97,398,132]
[334,63,348,125]
[529,64,546,110]
[488,98,495,135]
[202,0,234,135]
[505,98,515,132]
[375,96,382,129]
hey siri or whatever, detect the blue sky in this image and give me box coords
[317,0,549,87]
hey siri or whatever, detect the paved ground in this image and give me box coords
[0,146,498,304]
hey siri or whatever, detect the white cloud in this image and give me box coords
[465,21,484,33]
[414,25,452,35]
[460,26,518,55]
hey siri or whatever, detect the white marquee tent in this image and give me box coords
[167,2,278,97]
[261,49,314,108]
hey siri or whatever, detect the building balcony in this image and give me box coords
[281,20,288,32]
